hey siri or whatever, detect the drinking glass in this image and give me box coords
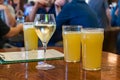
[81,28,104,70]
[34,14,56,70]
[23,22,38,51]
[62,25,82,62]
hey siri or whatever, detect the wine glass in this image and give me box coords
[34,14,56,70]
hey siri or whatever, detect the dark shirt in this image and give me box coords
[55,0,99,43]
[0,18,10,48]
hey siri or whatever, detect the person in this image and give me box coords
[0,18,23,48]
[0,0,16,27]
[54,0,99,45]
[28,0,56,22]
[87,0,111,28]
[27,0,56,46]
[27,0,66,46]
[28,0,66,20]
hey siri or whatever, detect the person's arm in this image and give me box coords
[28,2,39,22]
[106,8,111,25]
[55,5,61,16]
[104,0,111,27]
[0,19,23,38]
[5,24,23,38]
[54,0,66,16]
[0,5,16,27]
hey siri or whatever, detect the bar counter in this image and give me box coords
[0,47,120,80]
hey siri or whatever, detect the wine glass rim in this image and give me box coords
[62,25,82,28]
[35,14,55,15]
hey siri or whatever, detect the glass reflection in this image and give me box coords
[25,50,28,80]
[65,63,81,80]
[82,70,101,80]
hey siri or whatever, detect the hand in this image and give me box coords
[55,0,66,7]
[35,0,49,8]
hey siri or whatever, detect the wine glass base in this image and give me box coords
[36,62,55,70]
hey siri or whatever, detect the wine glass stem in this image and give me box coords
[43,42,47,63]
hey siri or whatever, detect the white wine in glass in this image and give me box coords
[34,14,56,70]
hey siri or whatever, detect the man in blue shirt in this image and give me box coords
[87,0,111,28]
[55,0,99,44]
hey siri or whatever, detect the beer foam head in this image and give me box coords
[81,28,104,34]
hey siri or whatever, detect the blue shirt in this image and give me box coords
[55,0,99,43]
[56,0,98,28]
[88,0,109,28]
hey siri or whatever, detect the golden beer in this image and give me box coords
[63,31,81,62]
[23,23,38,50]
[81,28,104,70]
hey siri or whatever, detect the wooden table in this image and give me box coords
[0,47,120,80]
